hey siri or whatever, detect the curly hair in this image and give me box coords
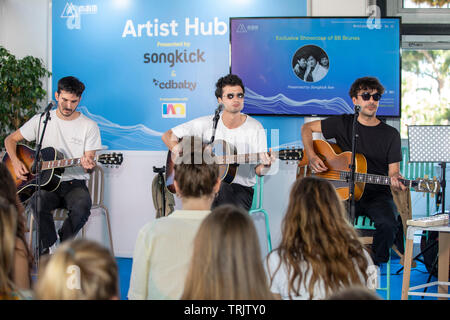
[348,76,384,98]
[268,177,369,299]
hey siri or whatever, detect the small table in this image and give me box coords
[401,225,450,300]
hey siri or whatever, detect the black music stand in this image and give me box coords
[402,125,449,295]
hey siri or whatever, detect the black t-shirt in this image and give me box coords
[321,114,402,198]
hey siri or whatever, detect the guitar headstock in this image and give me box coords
[278,148,303,161]
[98,153,124,167]
[411,178,441,194]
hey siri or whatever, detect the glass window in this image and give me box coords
[400,47,450,138]
[403,0,450,9]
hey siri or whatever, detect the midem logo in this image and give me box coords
[162,103,186,118]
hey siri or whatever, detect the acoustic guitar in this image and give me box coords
[297,140,440,201]
[2,144,123,202]
[165,139,303,194]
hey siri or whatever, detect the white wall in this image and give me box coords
[0,0,52,105]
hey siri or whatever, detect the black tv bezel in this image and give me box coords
[229,16,402,118]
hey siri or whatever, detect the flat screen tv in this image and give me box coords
[230,17,401,117]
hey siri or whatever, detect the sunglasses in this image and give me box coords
[358,92,382,101]
[224,93,244,99]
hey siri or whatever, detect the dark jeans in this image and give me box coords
[354,193,404,265]
[28,180,91,250]
[212,182,254,212]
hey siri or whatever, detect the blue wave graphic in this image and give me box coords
[244,87,353,115]
[78,106,164,150]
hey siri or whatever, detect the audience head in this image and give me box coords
[0,163,27,245]
[271,176,369,298]
[0,195,19,297]
[327,286,382,300]
[0,163,24,214]
[182,204,274,300]
[35,239,119,300]
[174,136,220,199]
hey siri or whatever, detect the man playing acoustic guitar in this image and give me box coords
[162,74,275,211]
[4,76,102,256]
[301,76,406,266]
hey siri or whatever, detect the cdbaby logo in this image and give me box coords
[61,2,98,30]
[162,103,186,118]
[153,79,197,91]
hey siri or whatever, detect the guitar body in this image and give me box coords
[2,145,65,202]
[297,140,367,201]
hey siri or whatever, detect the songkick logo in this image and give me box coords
[162,103,186,118]
[61,2,98,30]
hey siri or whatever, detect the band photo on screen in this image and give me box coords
[292,45,329,83]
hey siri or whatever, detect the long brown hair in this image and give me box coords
[268,177,369,299]
[0,163,32,285]
[0,196,18,296]
[181,205,274,300]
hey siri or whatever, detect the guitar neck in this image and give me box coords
[215,152,268,165]
[340,171,410,187]
[41,156,97,170]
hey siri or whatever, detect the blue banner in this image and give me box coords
[52,0,307,150]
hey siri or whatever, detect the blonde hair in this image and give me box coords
[181,205,274,300]
[268,177,369,299]
[0,196,18,297]
[35,239,118,300]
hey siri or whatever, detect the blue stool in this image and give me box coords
[249,176,272,252]
[354,215,391,300]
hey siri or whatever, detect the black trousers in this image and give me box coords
[212,182,254,212]
[354,193,404,265]
[28,180,91,250]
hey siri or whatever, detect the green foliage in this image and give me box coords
[0,46,51,148]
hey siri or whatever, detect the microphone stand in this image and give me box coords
[209,104,223,144]
[33,109,52,263]
[348,105,360,222]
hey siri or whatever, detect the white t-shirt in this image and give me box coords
[127,209,210,300]
[266,249,375,300]
[20,110,102,181]
[171,114,268,187]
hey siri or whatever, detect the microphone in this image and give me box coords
[354,104,361,113]
[215,103,224,115]
[210,103,224,144]
[42,100,56,114]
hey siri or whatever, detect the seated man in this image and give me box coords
[128,137,220,299]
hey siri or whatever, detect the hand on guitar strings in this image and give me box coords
[309,155,328,173]
[12,158,29,181]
